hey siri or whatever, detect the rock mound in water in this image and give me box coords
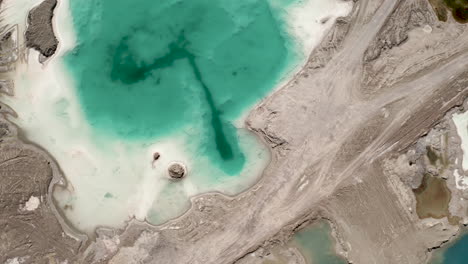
[168,162,186,179]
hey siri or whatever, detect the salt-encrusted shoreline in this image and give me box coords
[3,0,352,234]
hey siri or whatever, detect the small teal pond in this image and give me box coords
[292,221,346,264]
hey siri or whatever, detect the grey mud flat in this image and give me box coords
[1,0,468,263]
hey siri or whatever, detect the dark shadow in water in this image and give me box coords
[185,53,234,160]
[110,32,234,160]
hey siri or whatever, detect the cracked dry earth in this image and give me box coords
[1,0,468,263]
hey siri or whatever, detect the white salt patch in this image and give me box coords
[5,257,28,264]
[281,0,353,56]
[454,170,468,190]
[423,25,433,34]
[5,258,20,264]
[453,112,468,171]
[23,196,40,211]
[298,180,309,191]
[51,0,77,56]
[131,136,192,221]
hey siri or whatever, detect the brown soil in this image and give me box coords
[414,174,451,219]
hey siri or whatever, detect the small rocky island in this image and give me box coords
[168,162,187,179]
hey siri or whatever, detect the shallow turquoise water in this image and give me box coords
[65,0,299,175]
[292,222,346,264]
[432,233,468,264]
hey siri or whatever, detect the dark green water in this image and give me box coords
[444,0,468,23]
[429,0,468,23]
[65,0,299,175]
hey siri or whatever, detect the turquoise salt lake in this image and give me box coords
[5,0,352,232]
[65,0,299,176]
[59,0,299,229]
